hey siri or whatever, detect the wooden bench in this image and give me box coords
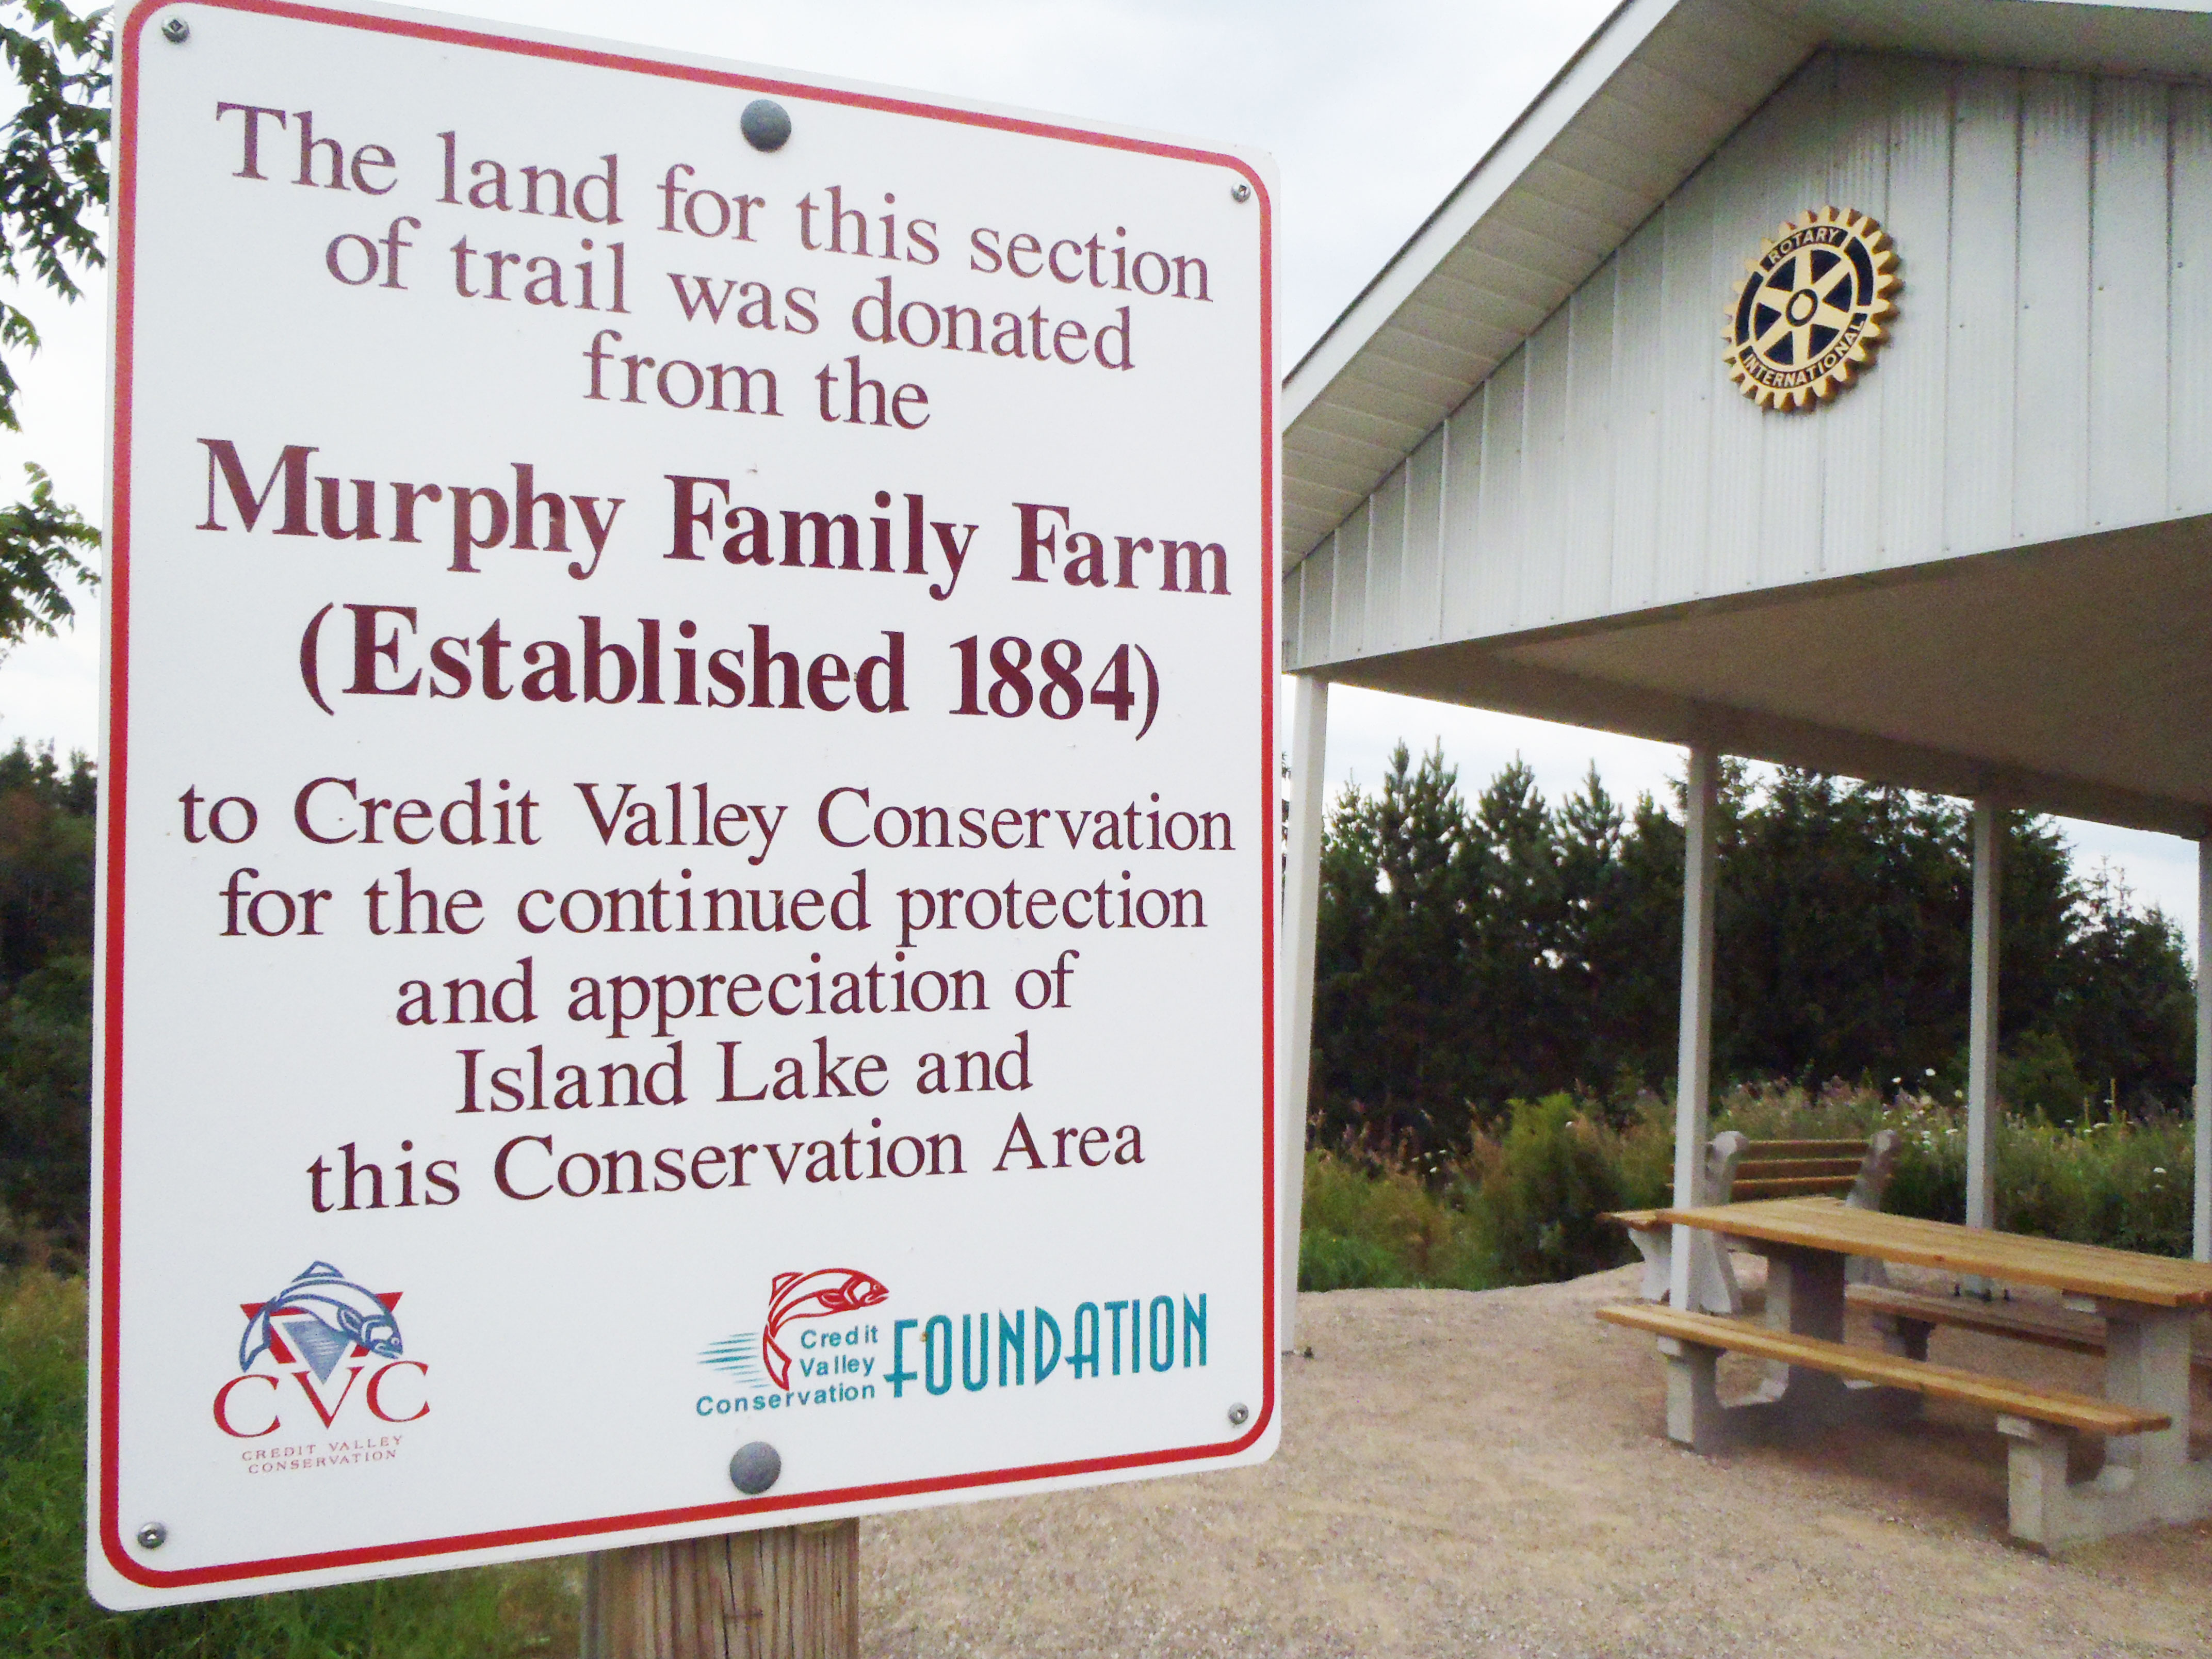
[1597,1301,2170,1448]
[1609,1130,1901,1314]
[1848,1281,2212,1375]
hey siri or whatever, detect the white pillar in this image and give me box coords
[1966,800,2002,1232]
[2195,839,2210,1263]
[1277,675,1328,1351]
[1669,748,1719,1309]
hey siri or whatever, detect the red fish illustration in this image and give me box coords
[762,1268,890,1390]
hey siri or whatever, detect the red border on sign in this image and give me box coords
[98,0,1278,1591]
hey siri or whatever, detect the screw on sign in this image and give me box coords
[740,99,792,154]
[728,1440,783,1495]
[90,1,1277,1652]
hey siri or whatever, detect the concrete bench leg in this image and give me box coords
[1996,1309,2212,1548]
[1691,1233,1743,1316]
[2102,1308,2193,1488]
[1657,1336,1726,1452]
[1998,1417,2153,1549]
[1628,1225,1670,1303]
[1997,1417,2078,1547]
[1844,1253,1891,1289]
[1654,1333,1802,1449]
[1998,1415,2212,1548]
[1757,1244,1854,1422]
[1866,1312,1930,1422]
[1870,1313,1931,1362]
[1628,1225,1741,1314]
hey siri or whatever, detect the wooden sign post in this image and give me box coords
[583,1524,858,1659]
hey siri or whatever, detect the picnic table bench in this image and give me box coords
[1608,1130,1900,1312]
[1596,1196,2212,1548]
[1598,1302,2168,1436]
[1846,1282,2212,1375]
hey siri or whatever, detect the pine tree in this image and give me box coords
[1309,751,2198,1159]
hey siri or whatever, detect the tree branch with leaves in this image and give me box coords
[0,0,106,651]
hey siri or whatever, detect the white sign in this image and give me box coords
[92,0,1276,1607]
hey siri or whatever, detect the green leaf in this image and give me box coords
[0,462,94,650]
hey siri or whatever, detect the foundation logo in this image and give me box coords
[214,1260,429,1443]
[1725,206,1899,409]
[697,1268,889,1413]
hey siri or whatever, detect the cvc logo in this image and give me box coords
[213,1260,429,1437]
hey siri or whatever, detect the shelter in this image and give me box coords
[1276,0,2212,1338]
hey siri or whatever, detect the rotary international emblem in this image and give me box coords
[1723,206,1898,409]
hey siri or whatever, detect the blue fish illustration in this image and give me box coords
[238,1261,402,1373]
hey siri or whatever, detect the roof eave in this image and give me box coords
[1283,0,1690,427]
[1281,0,2212,567]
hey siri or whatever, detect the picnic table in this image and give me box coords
[1597,1197,2212,1547]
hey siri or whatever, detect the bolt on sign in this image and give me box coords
[91,0,1276,1607]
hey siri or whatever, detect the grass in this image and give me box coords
[0,1270,579,1656]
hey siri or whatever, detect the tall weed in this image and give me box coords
[1468,1095,1634,1285]
[1300,1082,2199,1293]
[1298,1151,1492,1290]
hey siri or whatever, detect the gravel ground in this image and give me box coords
[860,1263,2212,1657]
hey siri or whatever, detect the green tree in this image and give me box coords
[1463,758,1565,1108]
[0,0,107,648]
[0,738,92,1252]
[1717,775,1970,1087]
[2053,866,2194,1115]
[1600,787,1686,1093]
[1311,742,1474,1147]
[1550,766,1622,1085]
[1308,751,2198,1162]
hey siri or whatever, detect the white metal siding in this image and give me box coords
[1280,0,1819,560]
[2170,87,2212,518]
[1287,50,2212,670]
[1402,426,1447,647]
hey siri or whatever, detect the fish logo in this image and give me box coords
[762,1268,888,1390]
[239,1261,403,1382]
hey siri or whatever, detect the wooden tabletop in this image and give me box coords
[1650,1197,2212,1308]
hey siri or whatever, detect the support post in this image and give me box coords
[1278,674,1328,1351]
[1669,748,1718,1310]
[582,1522,859,1659]
[1966,799,2001,1235]
[2196,839,2210,1262]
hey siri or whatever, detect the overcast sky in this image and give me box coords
[0,0,2197,936]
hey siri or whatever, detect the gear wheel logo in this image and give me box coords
[1723,206,1899,410]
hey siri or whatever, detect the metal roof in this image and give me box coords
[1283,0,2212,565]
